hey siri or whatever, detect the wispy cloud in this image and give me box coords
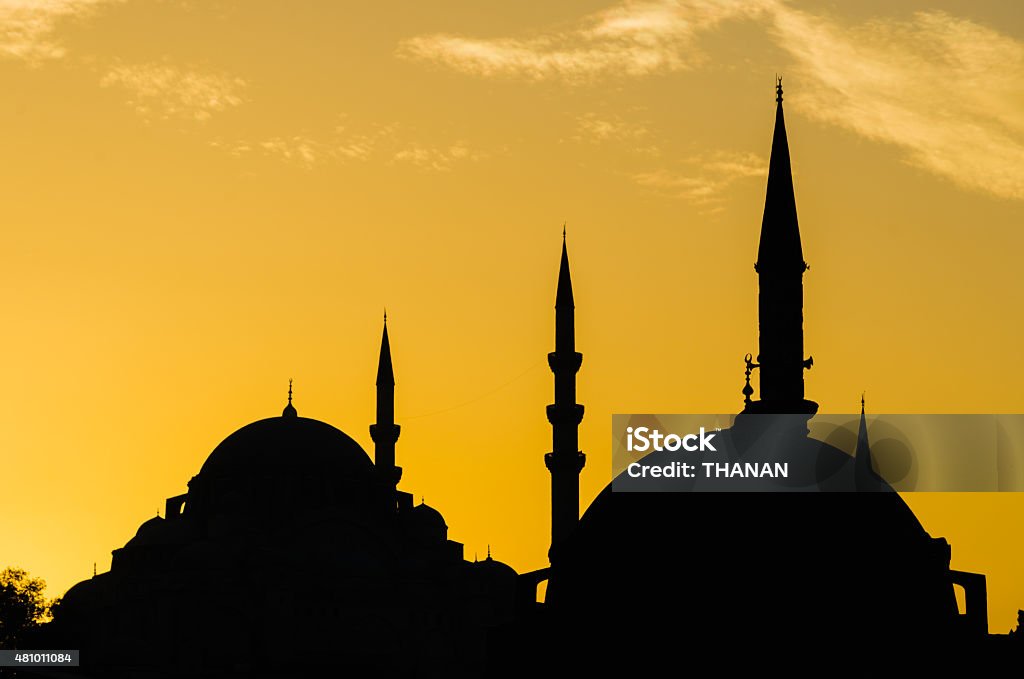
[335,134,379,161]
[211,134,328,169]
[405,0,1024,201]
[399,0,769,83]
[393,141,484,172]
[100,63,246,122]
[330,119,401,162]
[0,0,120,62]
[0,3,248,125]
[634,150,764,207]
[770,7,1024,200]
[215,121,483,172]
[575,114,647,142]
[573,112,659,155]
[258,136,321,167]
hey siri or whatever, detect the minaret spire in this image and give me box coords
[855,394,883,490]
[746,80,816,415]
[555,232,575,352]
[545,231,586,553]
[370,316,402,491]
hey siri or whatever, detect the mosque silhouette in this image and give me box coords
[46,84,1021,677]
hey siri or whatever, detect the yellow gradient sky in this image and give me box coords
[1,0,1023,632]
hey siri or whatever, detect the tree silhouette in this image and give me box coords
[0,568,52,648]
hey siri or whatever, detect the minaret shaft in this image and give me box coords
[757,275,805,402]
[545,237,585,551]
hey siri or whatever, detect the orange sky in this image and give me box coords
[1,0,1023,633]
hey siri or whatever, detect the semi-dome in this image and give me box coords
[198,415,374,480]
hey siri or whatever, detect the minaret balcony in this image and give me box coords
[544,450,586,473]
[370,422,401,443]
[546,403,584,426]
[547,351,583,373]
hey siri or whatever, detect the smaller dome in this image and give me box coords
[410,503,446,527]
[59,575,109,613]
[136,515,163,536]
[125,515,191,548]
[404,502,448,544]
[469,554,517,581]
[125,516,164,547]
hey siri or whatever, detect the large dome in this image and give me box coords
[544,425,959,675]
[183,415,379,525]
[199,415,373,479]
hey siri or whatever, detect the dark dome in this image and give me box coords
[199,416,373,479]
[135,515,163,538]
[409,502,446,528]
[124,516,166,548]
[470,555,517,580]
[545,424,958,674]
[124,514,193,549]
[404,502,448,544]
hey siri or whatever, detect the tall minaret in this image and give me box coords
[748,79,816,415]
[370,313,402,491]
[545,230,586,551]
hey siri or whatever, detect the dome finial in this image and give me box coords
[776,75,783,104]
[283,378,298,417]
[384,307,387,325]
[562,222,566,241]
[487,544,492,560]
[861,391,866,413]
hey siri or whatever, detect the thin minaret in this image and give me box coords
[545,229,585,551]
[370,312,402,491]
[747,78,816,414]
